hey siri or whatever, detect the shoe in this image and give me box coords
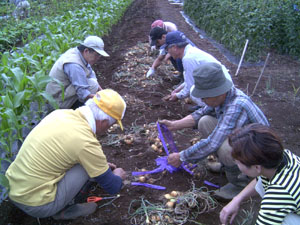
[52,202,97,220]
[213,183,243,200]
[206,161,223,173]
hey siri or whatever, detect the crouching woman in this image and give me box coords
[220,123,300,225]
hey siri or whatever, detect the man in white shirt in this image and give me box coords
[164,31,232,104]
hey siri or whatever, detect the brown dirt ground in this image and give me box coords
[1,0,300,224]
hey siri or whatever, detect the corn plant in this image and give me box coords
[0,0,133,203]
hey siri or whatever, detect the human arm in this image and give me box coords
[162,82,185,101]
[64,63,95,102]
[159,114,196,131]
[180,103,249,163]
[175,58,194,99]
[220,179,258,224]
[146,54,165,77]
[163,53,172,63]
[94,167,127,195]
[152,54,165,69]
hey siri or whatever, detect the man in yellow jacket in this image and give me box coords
[6,89,127,220]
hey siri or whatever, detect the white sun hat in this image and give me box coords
[82,35,109,57]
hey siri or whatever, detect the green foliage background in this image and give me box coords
[184,0,300,62]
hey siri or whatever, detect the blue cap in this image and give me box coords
[165,31,188,48]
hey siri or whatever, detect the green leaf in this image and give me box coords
[2,95,13,109]
[0,173,9,190]
[40,92,59,109]
[13,91,27,108]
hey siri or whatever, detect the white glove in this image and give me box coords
[146,68,155,78]
[150,46,156,52]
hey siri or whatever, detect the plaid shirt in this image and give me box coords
[180,87,269,163]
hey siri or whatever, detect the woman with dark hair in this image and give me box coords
[220,123,300,225]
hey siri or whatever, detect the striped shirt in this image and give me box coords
[180,87,269,163]
[257,149,300,225]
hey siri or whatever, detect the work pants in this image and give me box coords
[11,164,89,218]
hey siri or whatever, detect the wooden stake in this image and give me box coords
[251,53,270,96]
[235,39,249,76]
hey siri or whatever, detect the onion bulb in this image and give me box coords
[138,176,146,182]
[170,191,178,197]
[166,201,175,208]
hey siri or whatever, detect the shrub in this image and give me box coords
[184,0,300,61]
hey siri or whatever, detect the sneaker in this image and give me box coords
[52,202,97,220]
[213,183,243,200]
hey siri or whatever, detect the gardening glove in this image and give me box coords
[150,46,156,52]
[146,68,155,78]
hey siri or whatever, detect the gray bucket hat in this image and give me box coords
[191,62,233,98]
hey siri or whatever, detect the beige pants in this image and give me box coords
[197,115,235,167]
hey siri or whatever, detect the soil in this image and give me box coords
[1,0,300,225]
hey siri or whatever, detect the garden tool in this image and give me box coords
[87,194,120,203]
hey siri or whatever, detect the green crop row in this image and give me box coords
[0,0,99,52]
[0,0,133,200]
[184,0,300,62]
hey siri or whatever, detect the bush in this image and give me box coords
[184,0,300,61]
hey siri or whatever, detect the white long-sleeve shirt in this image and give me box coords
[176,44,232,99]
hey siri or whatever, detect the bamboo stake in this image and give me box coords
[251,53,270,96]
[235,39,249,76]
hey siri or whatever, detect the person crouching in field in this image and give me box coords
[12,0,30,19]
[161,62,269,200]
[5,89,127,220]
[220,123,300,225]
[46,36,109,109]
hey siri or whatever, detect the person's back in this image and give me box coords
[151,20,177,32]
[5,109,107,206]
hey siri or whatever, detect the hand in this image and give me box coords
[108,162,116,170]
[113,168,127,180]
[162,94,171,101]
[168,93,178,101]
[219,197,241,224]
[159,119,177,131]
[162,93,178,101]
[150,46,156,52]
[146,68,155,78]
[168,153,181,167]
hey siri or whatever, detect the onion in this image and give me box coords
[164,194,173,199]
[138,176,146,182]
[166,201,175,208]
[124,135,133,145]
[170,191,178,197]
[151,144,158,151]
